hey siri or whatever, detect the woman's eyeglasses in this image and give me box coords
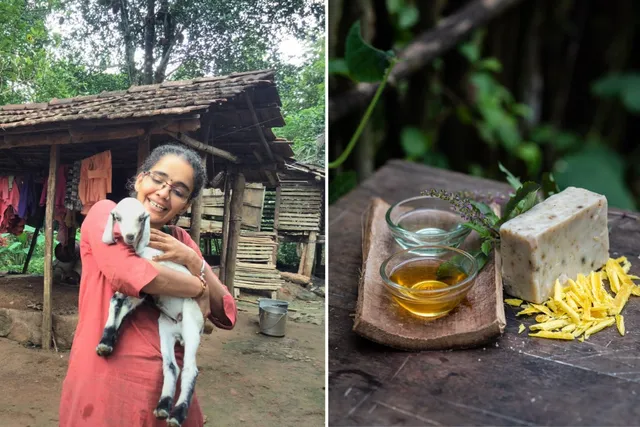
[143,171,190,201]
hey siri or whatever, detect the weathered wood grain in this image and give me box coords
[329,160,640,426]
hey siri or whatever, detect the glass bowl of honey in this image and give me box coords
[380,245,478,319]
[385,196,471,253]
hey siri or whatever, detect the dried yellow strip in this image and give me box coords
[531,303,553,316]
[606,259,622,294]
[556,300,581,324]
[615,256,628,264]
[573,321,594,338]
[530,319,570,331]
[505,298,523,307]
[611,284,632,315]
[518,324,525,334]
[529,331,575,340]
[584,318,616,339]
[516,305,541,316]
[535,314,551,323]
[631,285,640,297]
[561,324,577,333]
[616,315,625,336]
[554,279,563,301]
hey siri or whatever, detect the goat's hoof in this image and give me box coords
[168,403,188,427]
[154,396,172,419]
[96,343,113,356]
[153,408,170,420]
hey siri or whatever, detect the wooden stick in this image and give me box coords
[164,130,239,163]
[42,144,58,350]
[22,214,43,274]
[245,93,275,162]
[302,231,318,278]
[137,132,150,169]
[329,0,525,123]
[224,171,246,295]
[219,171,232,283]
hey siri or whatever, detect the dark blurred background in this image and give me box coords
[328,0,640,211]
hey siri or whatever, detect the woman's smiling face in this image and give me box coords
[134,154,195,228]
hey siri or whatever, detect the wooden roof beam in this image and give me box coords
[163,130,240,164]
[0,119,202,149]
[245,93,275,162]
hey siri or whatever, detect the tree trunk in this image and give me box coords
[143,0,155,85]
[119,0,138,86]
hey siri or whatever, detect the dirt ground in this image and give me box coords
[0,276,326,427]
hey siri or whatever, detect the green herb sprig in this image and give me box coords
[423,163,559,278]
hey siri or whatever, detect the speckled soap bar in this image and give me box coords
[499,187,609,303]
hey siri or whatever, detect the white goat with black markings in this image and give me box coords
[97,197,204,427]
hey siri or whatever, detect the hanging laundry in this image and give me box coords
[40,165,70,245]
[17,173,38,219]
[64,160,83,212]
[0,176,21,226]
[79,151,112,215]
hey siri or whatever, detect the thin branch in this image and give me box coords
[329,0,525,123]
[154,24,183,83]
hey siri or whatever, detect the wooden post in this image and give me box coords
[297,241,307,275]
[137,132,150,168]
[189,115,213,247]
[42,144,59,350]
[302,231,318,277]
[273,186,281,232]
[225,171,245,296]
[219,172,232,283]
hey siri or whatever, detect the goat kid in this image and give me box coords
[97,197,204,427]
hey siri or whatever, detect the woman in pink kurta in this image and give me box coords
[59,145,237,427]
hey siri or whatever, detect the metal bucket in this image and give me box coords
[258,298,289,311]
[259,305,288,337]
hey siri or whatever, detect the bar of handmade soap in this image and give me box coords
[500,187,609,303]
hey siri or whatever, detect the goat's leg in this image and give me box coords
[154,315,180,420]
[96,292,145,356]
[168,301,204,427]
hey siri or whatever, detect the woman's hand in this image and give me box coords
[196,283,211,319]
[148,229,201,275]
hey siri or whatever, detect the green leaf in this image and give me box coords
[591,73,629,97]
[498,162,522,190]
[469,200,499,225]
[621,81,640,113]
[398,6,419,29]
[400,127,429,158]
[329,170,358,205]
[459,43,480,63]
[461,222,492,239]
[478,57,502,72]
[328,58,350,77]
[345,21,394,83]
[498,181,540,226]
[481,239,493,256]
[455,105,473,124]
[515,142,542,176]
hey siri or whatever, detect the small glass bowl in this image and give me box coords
[385,196,471,253]
[380,245,478,319]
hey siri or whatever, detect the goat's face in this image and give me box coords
[102,198,151,255]
[114,210,150,248]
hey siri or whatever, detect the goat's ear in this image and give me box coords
[135,214,151,255]
[102,211,116,245]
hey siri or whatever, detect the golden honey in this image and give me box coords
[389,258,469,319]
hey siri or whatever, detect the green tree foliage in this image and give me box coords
[0,0,56,104]
[275,38,325,166]
[59,0,324,85]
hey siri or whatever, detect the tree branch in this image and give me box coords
[154,24,182,83]
[329,0,525,123]
[119,0,137,85]
[143,0,155,85]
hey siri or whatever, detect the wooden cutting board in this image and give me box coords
[353,197,506,351]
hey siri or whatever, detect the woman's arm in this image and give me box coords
[140,263,204,299]
[152,227,237,329]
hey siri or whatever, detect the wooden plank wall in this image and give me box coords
[277,182,323,233]
[177,183,265,234]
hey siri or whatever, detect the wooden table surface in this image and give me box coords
[328,160,640,426]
